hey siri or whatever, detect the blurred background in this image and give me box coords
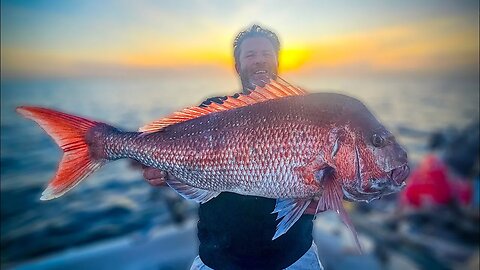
[1,0,479,269]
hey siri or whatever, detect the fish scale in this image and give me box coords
[100,110,325,199]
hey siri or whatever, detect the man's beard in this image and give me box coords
[240,71,277,93]
[240,74,255,92]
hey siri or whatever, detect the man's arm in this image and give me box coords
[198,93,240,107]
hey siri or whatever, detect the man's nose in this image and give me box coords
[254,54,267,64]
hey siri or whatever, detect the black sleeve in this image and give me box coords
[199,93,241,108]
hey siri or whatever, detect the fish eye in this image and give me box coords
[372,133,385,147]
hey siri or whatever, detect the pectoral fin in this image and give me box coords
[317,178,363,254]
[272,198,312,240]
[165,177,220,204]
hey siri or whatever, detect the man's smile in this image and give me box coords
[254,70,268,74]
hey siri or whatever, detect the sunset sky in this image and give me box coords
[1,0,478,80]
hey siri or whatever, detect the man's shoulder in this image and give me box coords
[198,92,242,107]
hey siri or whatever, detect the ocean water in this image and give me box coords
[1,75,478,266]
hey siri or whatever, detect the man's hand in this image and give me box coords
[305,200,318,215]
[305,199,324,215]
[129,160,168,186]
[143,167,168,187]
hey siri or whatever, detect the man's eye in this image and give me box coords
[246,54,254,58]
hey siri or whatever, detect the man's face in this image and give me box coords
[236,37,279,91]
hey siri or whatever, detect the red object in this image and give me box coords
[451,177,473,206]
[16,106,103,201]
[401,154,453,208]
[401,154,473,208]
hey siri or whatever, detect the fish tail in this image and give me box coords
[16,106,107,200]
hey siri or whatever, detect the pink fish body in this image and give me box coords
[17,79,409,248]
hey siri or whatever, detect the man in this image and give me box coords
[143,25,323,269]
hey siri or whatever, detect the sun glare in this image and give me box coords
[279,47,312,73]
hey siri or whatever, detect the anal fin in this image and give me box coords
[166,177,220,204]
[272,198,311,240]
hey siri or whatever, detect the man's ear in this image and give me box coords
[235,61,240,74]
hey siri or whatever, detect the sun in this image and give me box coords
[279,47,311,73]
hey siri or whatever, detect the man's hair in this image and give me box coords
[233,24,280,63]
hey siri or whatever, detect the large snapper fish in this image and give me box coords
[17,79,409,250]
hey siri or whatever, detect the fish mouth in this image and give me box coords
[388,164,410,186]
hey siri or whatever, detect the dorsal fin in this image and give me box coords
[139,77,308,133]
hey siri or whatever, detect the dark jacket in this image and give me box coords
[196,95,314,270]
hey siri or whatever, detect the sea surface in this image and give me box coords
[1,75,479,266]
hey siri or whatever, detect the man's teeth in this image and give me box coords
[254,70,267,74]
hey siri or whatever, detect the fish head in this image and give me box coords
[328,99,410,203]
[345,127,409,202]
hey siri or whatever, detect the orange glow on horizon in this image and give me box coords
[123,49,232,68]
[2,14,477,79]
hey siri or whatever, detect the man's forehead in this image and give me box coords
[239,37,275,52]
